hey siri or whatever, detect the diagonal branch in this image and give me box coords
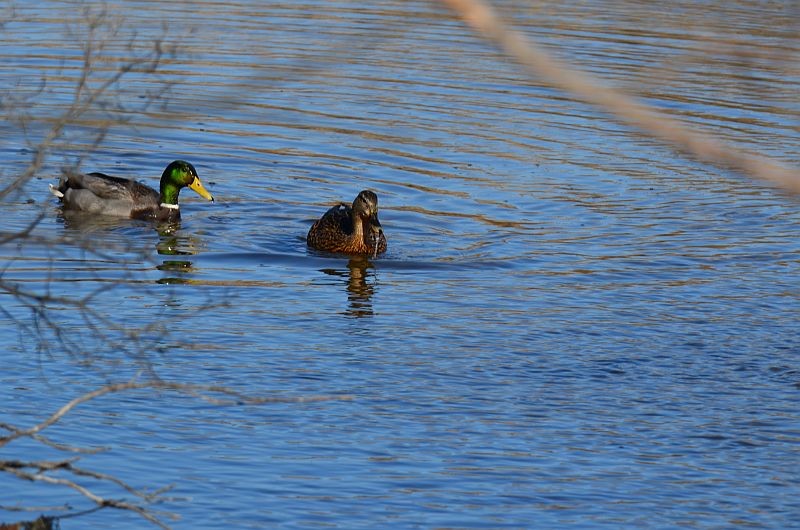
[440,0,800,193]
[0,423,106,454]
[0,379,349,448]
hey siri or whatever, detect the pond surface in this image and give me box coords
[1,1,799,528]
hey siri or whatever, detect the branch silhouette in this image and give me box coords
[440,0,800,193]
[0,7,185,373]
[1,379,350,528]
[1,8,172,202]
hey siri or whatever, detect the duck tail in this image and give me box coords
[48,183,64,199]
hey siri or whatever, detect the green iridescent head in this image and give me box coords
[159,160,214,205]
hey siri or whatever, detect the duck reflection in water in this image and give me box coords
[156,229,199,284]
[307,190,387,257]
[59,209,147,232]
[321,257,376,318]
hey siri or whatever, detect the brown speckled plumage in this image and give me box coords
[307,190,387,256]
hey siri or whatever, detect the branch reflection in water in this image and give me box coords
[320,257,377,318]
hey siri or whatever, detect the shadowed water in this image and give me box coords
[1,1,799,529]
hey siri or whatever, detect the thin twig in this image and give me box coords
[0,10,166,201]
[1,380,349,528]
[4,467,172,529]
[0,423,106,454]
[0,379,349,448]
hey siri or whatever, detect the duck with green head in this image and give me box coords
[307,190,387,256]
[49,160,214,222]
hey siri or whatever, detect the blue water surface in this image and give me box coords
[1,1,799,529]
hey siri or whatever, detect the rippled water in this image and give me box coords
[2,1,799,528]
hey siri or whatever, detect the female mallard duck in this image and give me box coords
[307,190,387,256]
[49,160,213,222]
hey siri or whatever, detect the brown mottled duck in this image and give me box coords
[49,160,214,222]
[307,190,387,256]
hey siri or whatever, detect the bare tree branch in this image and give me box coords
[0,423,106,454]
[440,0,800,193]
[4,465,173,529]
[1,380,347,449]
[1,9,180,377]
[0,8,170,202]
[1,380,350,528]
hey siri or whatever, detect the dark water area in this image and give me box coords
[1,1,799,528]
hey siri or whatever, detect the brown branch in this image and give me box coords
[0,423,105,454]
[440,0,800,194]
[0,380,348,448]
[0,9,167,201]
[0,504,69,513]
[1,381,349,528]
[0,273,179,373]
[3,466,172,529]
[0,212,47,246]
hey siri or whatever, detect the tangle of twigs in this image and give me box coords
[0,379,350,529]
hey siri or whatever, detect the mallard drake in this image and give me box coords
[49,160,213,221]
[307,190,387,256]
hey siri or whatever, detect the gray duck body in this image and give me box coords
[54,171,170,220]
[49,160,213,222]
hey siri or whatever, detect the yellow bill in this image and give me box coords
[189,177,214,202]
